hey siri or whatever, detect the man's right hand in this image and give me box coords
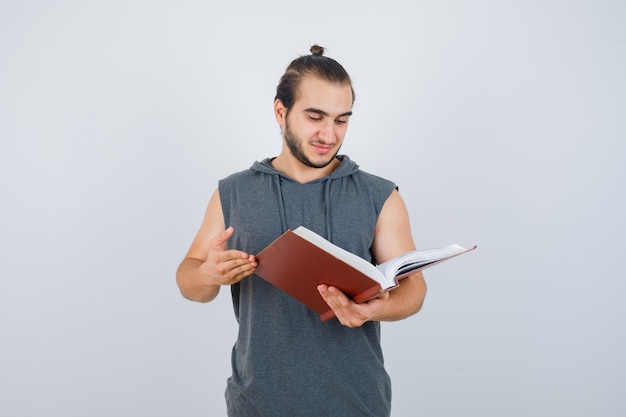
[197,226,257,286]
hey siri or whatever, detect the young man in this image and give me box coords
[177,45,427,417]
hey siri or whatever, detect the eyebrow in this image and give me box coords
[304,108,353,118]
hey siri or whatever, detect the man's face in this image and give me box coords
[280,77,353,169]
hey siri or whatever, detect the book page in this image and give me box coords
[376,244,475,283]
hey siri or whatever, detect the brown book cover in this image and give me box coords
[254,227,476,322]
[255,230,385,322]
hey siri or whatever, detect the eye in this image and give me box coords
[309,115,322,121]
[335,118,349,125]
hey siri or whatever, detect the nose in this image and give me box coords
[318,120,335,142]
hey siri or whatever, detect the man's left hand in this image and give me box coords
[317,284,390,327]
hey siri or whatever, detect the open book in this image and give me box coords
[254,226,477,322]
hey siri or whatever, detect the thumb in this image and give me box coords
[210,226,234,250]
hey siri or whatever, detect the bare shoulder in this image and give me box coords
[372,189,416,263]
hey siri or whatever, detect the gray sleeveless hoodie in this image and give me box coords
[219,155,396,417]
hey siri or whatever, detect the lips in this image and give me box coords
[312,143,335,154]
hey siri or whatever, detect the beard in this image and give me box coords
[284,120,340,169]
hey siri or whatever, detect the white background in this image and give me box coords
[1,1,624,416]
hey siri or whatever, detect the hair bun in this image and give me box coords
[310,45,325,56]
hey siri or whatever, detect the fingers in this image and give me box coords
[317,285,370,328]
[209,250,257,285]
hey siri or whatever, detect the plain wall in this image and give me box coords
[1,1,624,416]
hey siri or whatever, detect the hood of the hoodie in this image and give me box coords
[250,155,360,182]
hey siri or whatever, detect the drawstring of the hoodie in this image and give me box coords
[324,178,332,241]
[275,174,288,233]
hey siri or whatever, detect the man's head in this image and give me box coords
[273,46,354,170]
[275,45,355,113]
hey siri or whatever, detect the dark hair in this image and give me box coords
[275,45,355,110]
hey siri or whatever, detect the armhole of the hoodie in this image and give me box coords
[217,179,231,227]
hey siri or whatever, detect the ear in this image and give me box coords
[274,99,287,127]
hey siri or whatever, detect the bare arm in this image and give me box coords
[318,189,427,327]
[176,189,257,303]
